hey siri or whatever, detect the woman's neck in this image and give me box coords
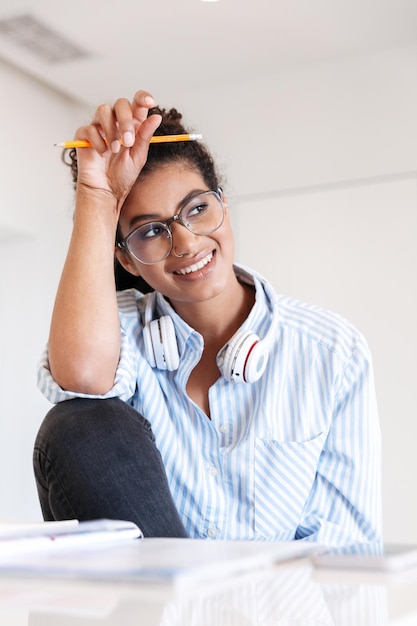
[173,277,255,350]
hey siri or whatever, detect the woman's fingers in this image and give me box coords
[131,90,157,123]
[90,98,134,153]
[113,98,135,148]
[89,91,158,154]
[90,103,120,152]
[74,124,108,153]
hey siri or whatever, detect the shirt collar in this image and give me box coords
[152,263,276,357]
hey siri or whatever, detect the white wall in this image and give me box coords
[1,44,416,541]
[0,58,88,521]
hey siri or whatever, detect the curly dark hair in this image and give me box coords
[63,106,222,191]
[62,106,223,291]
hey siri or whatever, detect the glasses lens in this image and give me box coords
[181,191,224,235]
[126,222,171,264]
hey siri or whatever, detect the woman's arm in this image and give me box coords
[48,91,161,394]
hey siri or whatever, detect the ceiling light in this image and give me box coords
[0,14,89,63]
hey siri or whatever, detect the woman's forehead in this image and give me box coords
[120,164,207,225]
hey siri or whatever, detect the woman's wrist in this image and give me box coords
[75,182,119,208]
[74,183,122,227]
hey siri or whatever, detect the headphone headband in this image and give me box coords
[142,266,278,382]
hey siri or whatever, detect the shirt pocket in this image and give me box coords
[254,433,325,538]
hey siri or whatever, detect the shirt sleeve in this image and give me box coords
[36,324,139,405]
[295,333,383,547]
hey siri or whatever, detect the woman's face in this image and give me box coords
[116,162,236,308]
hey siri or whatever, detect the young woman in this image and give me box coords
[35,90,382,545]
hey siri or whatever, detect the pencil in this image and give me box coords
[54,133,203,149]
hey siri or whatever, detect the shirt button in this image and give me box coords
[208,466,218,477]
[207,527,218,538]
[219,424,228,433]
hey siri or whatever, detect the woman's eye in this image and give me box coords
[139,223,165,240]
[186,202,208,218]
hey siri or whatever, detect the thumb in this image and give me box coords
[134,113,163,148]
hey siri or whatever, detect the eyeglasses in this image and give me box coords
[117,189,225,265]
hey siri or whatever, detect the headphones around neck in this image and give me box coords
[142,271,279,383]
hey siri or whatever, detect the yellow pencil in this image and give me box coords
[54,133,203,149]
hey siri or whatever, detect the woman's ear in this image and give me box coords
[114,247,141,277]
[220,190,229,213]
[222,194,231,222]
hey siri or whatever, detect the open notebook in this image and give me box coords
[0,518,142,559]
[0,519,320,588]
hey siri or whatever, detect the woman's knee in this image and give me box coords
[32,397,187,536]
[33,397,158,483]
[36,397,151,448]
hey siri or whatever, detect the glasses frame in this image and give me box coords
[117,188,224,265]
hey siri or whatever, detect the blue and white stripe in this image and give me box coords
[37,264,382,545]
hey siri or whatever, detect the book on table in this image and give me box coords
[0,518,320,588]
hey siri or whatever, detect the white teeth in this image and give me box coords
[175,252,213,275]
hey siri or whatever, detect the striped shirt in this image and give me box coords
[37,264,382,546]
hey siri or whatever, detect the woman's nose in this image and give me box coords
[170,222,200,257]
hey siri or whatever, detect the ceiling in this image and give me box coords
[0,0,417,108]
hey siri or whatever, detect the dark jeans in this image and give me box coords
[33,397,188,538]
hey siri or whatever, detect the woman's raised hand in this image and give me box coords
[74,90,162,211]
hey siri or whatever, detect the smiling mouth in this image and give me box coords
[174,252,214,275]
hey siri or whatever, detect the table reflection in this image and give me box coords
[19,559,390,626]
[160,561,387,626]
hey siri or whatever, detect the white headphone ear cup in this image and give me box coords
[143,323,156,368]
[145,316,179,371]
[218,329,263,383]
[158,315,180,371]
[244,341,269,383]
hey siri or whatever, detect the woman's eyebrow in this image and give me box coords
[178,189,208,209]
[127,213,159,231]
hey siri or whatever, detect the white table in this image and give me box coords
[1,558,417,625]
